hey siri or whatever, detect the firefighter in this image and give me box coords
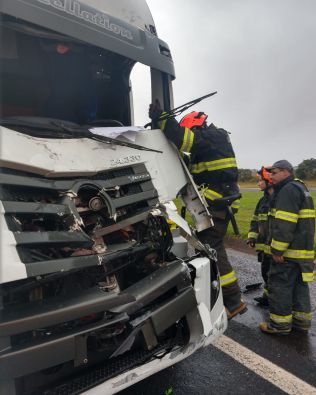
[247,166,273,306]
[148,101,246,319]
[259,160,315,335]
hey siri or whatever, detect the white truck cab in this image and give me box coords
[0,1,227,393]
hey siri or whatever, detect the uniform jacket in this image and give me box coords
[159,116,240,208]
[267,176,315,282]
[248,191,271,253]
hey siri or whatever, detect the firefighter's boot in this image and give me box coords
[259,322,291,335]
[292,311,312,333]
[225,293,247,320]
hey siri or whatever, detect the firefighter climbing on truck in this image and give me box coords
[148,100,247,319]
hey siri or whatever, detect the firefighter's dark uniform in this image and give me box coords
[266,177,315,331]
[248,192,272,299]
[158,116,243,313]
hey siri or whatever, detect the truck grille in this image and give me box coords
[0,164,158,277]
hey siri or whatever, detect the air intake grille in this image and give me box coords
[0,164,158,276]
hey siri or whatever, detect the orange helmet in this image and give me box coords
[257,166,273,185]
[180,111,208,128]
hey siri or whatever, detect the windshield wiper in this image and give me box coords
[91,133,162,153]
[1,118,162,153]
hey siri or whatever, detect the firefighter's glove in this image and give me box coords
[246,238,256,248]
[149,99,163,128]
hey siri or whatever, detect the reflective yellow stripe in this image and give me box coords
[166,219,177,230]
[263,288,269,296]
[231,199,240,210]
[180,127,195,153]
[269,208,276,217]
[203,188,223,201]
[264,245,272,255]
[191,157,237,173]
[270,313,292,324]
[255,243,265,251]
[302,272,314,282]
[220,270,237,287]
[275,210,298,223]
[298,209,316,219]
[258,213,268,221]
[252,214,259,221]
[292,311,313,320]
[186,128,195,153]
[248,232,258,239]
[283,249,314,260]
[271,239,289,251]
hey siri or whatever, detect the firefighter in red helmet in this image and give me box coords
[149,101,246,320]
[247,166,274,306]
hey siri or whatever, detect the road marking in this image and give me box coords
[214,335,316,395]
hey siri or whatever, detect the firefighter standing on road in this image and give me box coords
[247,167,273,306]
[260,160,315,335]
[148,101,246,319]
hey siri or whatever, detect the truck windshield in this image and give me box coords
[0,20,135,126]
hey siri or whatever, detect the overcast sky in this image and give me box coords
[143,0,316,169]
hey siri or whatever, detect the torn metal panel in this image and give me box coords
[177,153,213,232]
[160,202,217,262]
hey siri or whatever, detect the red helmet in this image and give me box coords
[180,111,208,128]
[257,166,273,185]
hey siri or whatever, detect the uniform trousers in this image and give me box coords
[198,213,242,310]
[268,260,312,330]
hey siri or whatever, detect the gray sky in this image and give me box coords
[145,0,316,169]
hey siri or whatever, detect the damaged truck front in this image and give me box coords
[0,1,227,394]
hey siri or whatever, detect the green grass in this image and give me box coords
[227,191,262,238]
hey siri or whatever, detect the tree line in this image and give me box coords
[238,158,316,182]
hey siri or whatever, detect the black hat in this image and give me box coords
[266,160,293,172]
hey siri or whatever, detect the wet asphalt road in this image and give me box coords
[119,248,316,395]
